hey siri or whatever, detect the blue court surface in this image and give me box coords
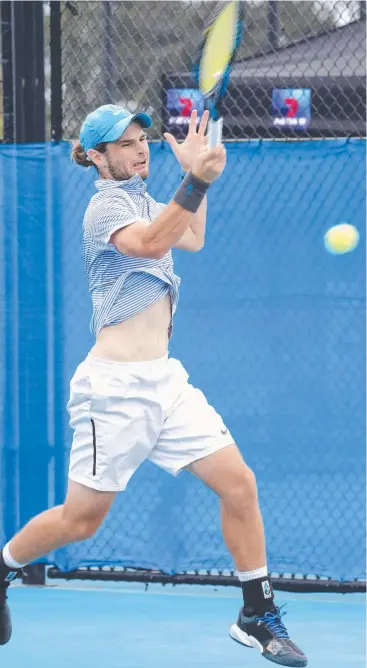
[1,581,365,667]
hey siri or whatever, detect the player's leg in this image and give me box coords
[189,444,267,575]
[0,480,115,644]
[188,447,307,666]
[151,358,307,667]
[1,480,116,565]
[1,354,163,646]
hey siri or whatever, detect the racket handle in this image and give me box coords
[208,117,223,147]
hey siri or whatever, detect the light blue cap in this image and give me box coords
[80,104,152,151]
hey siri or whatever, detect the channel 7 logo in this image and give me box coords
[272,89,311,130]
[166,88,205,126]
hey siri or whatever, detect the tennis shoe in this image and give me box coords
[229,605,307,667]
[0,553,19,645]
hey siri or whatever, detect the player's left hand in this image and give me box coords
[163,109,209,172]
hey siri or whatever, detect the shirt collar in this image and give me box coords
[95,174,147,195]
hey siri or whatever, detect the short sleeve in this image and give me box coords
[85,193,140,249]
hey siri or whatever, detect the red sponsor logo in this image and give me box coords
[284,98,299,118]
[178,97,194,117]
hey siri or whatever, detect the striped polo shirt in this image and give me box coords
[83,175,181,336]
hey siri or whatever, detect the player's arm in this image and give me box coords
[173,197,207,252]
[111,200,199,260]
[162,111,214,253]
[111,145,225,259]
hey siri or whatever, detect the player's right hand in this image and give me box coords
[191,144,227,183]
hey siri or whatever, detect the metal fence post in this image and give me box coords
[12,1,45,142]
[0,1,14,143]
[50,1,62,143]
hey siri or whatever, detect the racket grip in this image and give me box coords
[208,117,223,147]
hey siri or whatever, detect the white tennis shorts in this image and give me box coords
[67,354,233,491]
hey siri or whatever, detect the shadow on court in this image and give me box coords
[1,582,365,667]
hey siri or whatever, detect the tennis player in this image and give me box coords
[0,104,307,666]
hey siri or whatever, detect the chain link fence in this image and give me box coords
[58,0,366,140]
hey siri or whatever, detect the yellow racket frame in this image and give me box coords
[199,1,238,97]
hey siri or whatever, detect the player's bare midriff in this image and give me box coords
[90,293,171,362]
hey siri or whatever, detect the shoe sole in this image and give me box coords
[229,623,261,650]
[0,602,12,645]
[229,624,308,667]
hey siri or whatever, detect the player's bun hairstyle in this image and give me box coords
[71,141,91,167]
[71,140,108,168]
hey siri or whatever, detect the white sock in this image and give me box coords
[237,566,268,582]
[2,542,26,569]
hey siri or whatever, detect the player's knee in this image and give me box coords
[61,511,103,542]
[70,518,100,542]
[225,466,258,512]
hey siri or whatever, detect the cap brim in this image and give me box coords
[131,112,152,129]
[102,112,152,144]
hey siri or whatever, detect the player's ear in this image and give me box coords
[87,148,106,167]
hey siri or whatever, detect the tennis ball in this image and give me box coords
[324,223,359,255]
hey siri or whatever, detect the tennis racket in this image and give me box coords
[194,1,244,147]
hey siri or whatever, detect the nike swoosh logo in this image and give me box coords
[221,428,228,435]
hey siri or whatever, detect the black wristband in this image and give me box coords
[173,171,210,213]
